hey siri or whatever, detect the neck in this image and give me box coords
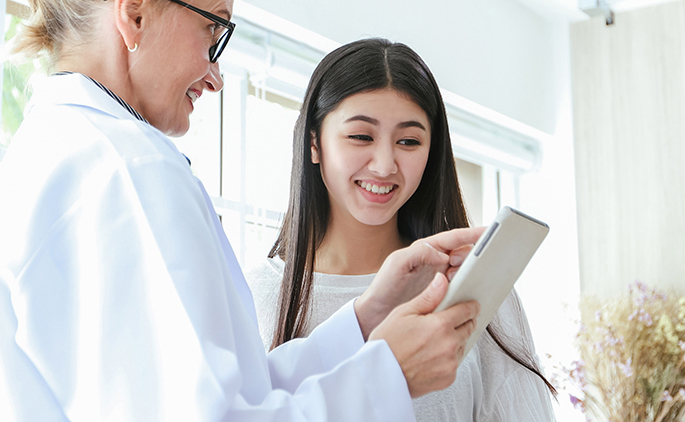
[55,18,137,115]
[315,212,409,275]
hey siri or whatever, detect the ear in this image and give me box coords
[310,131,320,164]
[114,0,146,51]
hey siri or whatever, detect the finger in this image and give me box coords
[414,241,451,267]
[454,317,477,336]
[446,245,473,279]
[452,319,477,359]
[405,272,449,315]
[449,244,473,267]
[391,241,449,272]
[435,300,480,329]
[422,227,487,254]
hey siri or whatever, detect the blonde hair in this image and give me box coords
[11,0,109,65]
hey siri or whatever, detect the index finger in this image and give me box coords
[418,227,486,254]
[433,299,481,329]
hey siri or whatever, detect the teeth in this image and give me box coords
[187,90,199,103]
[359,181,394,195]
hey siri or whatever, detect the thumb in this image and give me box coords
[406,272,448,315]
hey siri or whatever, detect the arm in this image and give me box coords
[484,368,557,422]
[1,130,415,421]
[267,228,485,400]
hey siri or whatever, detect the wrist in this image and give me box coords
[354,295,388,341]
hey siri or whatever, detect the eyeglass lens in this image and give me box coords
[209,23,235,63]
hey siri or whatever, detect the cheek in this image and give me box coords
[167,39,211,84]
[404,152,430,190]
[320,145,359,181]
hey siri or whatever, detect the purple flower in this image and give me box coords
[569,360,586,386]
[630,280,651,306]
[595,311,602,321]
[638,311,653,326]
[661,390,673,402]
[569,394,585,411]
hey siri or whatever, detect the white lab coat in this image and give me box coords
[0,73,414,421]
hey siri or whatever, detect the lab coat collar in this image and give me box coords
[26,73,152,128]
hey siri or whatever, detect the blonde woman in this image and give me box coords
[0,1,484,420]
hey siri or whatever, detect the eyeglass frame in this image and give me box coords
[167,0,236,63]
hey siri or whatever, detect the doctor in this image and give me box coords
[0,0,484,419]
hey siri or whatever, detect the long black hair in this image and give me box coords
[268,37,556,396]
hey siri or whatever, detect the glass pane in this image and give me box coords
[231,91,299,268]
[455,158,484,227]
[244,94,298,212]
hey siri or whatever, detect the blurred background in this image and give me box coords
[2,0,684,419]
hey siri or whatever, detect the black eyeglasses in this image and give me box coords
[168,0,236,63]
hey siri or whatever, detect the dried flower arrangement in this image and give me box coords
[553,281,685,422]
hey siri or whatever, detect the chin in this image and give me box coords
[354,213,396,227]
[164,120,191,138]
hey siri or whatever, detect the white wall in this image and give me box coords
[239,0,560,134]
[515,19,583,422]
[238,1,582,419]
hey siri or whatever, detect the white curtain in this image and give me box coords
[572,0,685,297]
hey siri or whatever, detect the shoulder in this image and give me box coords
[12,83,195,208]
[20,74,188,173]
[244,257,284,291]
[2,81,209,266]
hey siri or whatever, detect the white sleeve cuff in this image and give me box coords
[308,299,365,369]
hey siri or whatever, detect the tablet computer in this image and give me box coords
[433,206,549,357]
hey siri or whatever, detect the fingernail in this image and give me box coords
[450,255,464,266]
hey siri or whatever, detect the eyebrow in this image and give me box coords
[397,121,427,131]
[344,115,427,131]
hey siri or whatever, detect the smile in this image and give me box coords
[186,89,200,104]
[356,181,396,195]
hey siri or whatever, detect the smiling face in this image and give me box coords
[312,88,431,228]
[129,0,232,136]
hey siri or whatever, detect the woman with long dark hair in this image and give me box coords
[248,38,557,421]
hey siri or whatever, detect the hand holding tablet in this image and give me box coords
[434,206,549,357]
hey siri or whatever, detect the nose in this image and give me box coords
[368,141,398,177]
[204,61,224,92]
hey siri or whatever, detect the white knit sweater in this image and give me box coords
[246,257,556,422]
